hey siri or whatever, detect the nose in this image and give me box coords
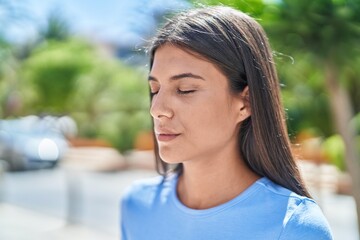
[150,90,174,120]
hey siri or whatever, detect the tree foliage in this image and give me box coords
[278,53,333,138]
[40,9,71,42]
[263,0,360,62]
[70,49,151,151]
[19,38,151,151]
[193,0,266,17]
[22,40,93,113]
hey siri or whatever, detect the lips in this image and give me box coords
[155,128,181,142]
[156,133,180,142]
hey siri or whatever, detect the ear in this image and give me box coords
[236,86,251,123]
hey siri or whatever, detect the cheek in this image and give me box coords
[185,100,237,139]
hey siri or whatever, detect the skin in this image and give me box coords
[149,44,259,210]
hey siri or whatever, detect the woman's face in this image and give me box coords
[149,45,248,164]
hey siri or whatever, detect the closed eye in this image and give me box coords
[150,91,158,97]
[177,89,196,95]
[149,85,159,97]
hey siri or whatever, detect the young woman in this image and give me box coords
[121,6,333,240]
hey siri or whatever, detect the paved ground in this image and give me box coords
[0,168,358,240]
[0,203,115,240]
[0,169,157,240]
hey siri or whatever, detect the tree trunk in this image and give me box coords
[324,60,360,235]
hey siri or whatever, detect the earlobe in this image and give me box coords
[237,86,251,122]
[238,105,251,123]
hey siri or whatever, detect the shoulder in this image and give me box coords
[121,174,175,210]
[256,178,333,239]
[121,175,163,203]
[254,178,307,208]
[278,197,333,240]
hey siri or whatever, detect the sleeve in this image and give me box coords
[278,199,334,240]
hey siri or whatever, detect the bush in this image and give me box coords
[322,134,345,171]
[19,38,151,152]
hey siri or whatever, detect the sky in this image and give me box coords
[1,0,189,45]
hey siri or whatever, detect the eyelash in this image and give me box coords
[177,89,195,95]
[150,89,196,96]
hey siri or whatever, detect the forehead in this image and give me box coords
[150,45,219,79]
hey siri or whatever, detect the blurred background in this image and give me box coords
[0,0,359,239]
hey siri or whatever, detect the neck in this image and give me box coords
[176,152,259,210]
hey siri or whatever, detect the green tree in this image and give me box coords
[71,56,151,152]
[15,9,72,61]
[21,39,93,114]
[0,0,28,117]
[193,0,266,17]
[39,9,71,42]
[278,53,334,138]
[20,37,151,151]
[0,4,73,117]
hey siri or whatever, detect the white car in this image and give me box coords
[0,115,74,171]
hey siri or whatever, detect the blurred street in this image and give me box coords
[0,168,156,240]
[0,166,358,240]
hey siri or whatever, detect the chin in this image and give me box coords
[160,156,184,165]
[159,151,184,165]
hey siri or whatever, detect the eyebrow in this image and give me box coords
[148,73,205,81]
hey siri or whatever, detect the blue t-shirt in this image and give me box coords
[120,174,333,240]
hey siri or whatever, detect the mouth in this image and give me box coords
[156,133,181,142]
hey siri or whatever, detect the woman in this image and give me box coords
[121,6,333,240]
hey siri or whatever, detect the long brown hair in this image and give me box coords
[148,6,310,197]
